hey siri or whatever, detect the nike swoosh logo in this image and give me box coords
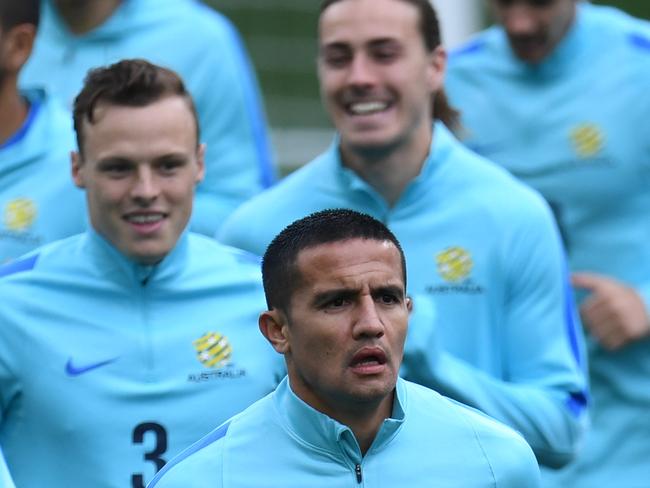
[65,357,118,376]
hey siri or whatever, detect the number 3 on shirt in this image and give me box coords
[132,422,168,488]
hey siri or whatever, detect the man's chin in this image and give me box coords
[341,135,402,160]
[510,41,549,64]
[346,385,396,411]
[348,374,397,400]
[125,244,170,266]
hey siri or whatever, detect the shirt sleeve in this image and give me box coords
[188,14,276,236]
[492,445,541,488]
[479,427,541,488]
[637,281,650,319]
[636,67,650,320]
[147,429,226,488]
[402,203,589,469]
[0,307,18,426]
[0,447,16,488]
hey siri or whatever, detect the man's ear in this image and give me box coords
[406,295,413,314]
[195,143,206,184]
[259,309,291,354]
[71,151,86,189]
[427,45,447,94]
[1,24,36,73]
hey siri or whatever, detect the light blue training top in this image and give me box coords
[0,89,85,264]
[0,230,284,487]
[148,377,541,487]
[21,0,276,236]
[0,447,15,488]
[447,3,650,486]
[218,123,588,468]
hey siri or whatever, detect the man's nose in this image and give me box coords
[131,167,159,202]
[352,295,385,339]
[503,6,537,36]
[347,53,378,88]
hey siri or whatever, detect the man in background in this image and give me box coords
[20,0,276,236]
[0,0,84,263]
[447,1,650,485]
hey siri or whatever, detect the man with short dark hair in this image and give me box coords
[446,1,650,485]
[219,0,587,469]
[0,59,281,488]
[0,0,85,263]
[20,0,275,236]
[149,209,541,488]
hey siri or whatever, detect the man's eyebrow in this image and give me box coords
[367,37,400,48]
[312,288,358,306]
[371,284,405,299]
[320,41,350,52]
[321,37,399,50]
[153,152,190,164]
[311,283,405,304]
[96,156,133,167]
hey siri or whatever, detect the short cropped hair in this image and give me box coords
[262,209,407,313]
[0,0,39,30]
[319,0,459,130]
[73,59,200,155]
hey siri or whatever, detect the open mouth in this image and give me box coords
[350,348,387,372]
[348,101,390,116]
[123,212,168,233]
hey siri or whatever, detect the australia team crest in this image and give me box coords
[426,246,483,295]
[569,123,605,159]
[3,198,37,232]
[436,246,473,282]
[193,332,232,369]
[188,332,246,383]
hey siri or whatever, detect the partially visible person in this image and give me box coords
[0,447,15,488]
[446,1,650,485]
[149,209,541,488]
[20,0,275,236]
[0,59,282,488]
[0,0,85,263]
[219,0,588,469]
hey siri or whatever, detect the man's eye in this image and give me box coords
[321,296,351,310]
[530,0,554,7]
[329,297,347,307]
[323,50,351,67]
[102,164,130,175]
[379,294,399,304]
[372,49,399,62]
[159,161,181,173]
[495,0,553,7]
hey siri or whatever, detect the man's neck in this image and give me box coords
[288,372,395,455]
[0,80,29,145]
[54,0,122,35]
[340,126,433,208]
[336,393,394,456]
